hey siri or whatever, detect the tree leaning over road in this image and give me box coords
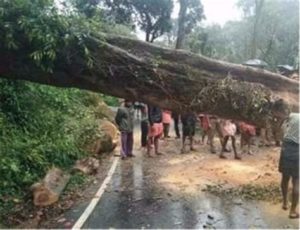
[0,0,298,127]
[176,0,205,49]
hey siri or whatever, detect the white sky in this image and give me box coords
[172,0,241,25]
[201,0,241,25]
[138,0,241,39]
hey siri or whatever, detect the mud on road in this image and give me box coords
[82,126,298,229]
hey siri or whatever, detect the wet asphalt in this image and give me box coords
[82,124,299,229]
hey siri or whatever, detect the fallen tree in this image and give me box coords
[0,33,298,126]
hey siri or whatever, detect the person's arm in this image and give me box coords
[115,108,123,127]
[148,105,153,126]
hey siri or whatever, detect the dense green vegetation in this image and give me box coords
[0,79,113,214]
[0,0,128,219]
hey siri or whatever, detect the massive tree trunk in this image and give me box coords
[0,33,298,126]
[176,0,188,49]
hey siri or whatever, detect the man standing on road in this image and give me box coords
[181,112,197,153]
[115,99,135,160]
[272,99,299,219]
[172,111,181,139]
[147,105,163,157]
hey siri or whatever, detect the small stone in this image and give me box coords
[64,222,73,228]
[57,218,66,223]
[234,199,243,205]
[265,172,272,176]
[37,211,43,216]
[13,198,20,203]
[208,214,214,220]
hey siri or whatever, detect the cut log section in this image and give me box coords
[31,168,70,206]
[73,157,100,175]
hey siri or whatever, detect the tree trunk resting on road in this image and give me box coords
[0,33,298,126]
[30,168,70,206]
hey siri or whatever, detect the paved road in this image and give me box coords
[82,125,298,229]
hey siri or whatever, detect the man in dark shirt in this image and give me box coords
[181,112,197,153]
[147,105,163,157]
[115,100,135,160]
[172,111,181,139]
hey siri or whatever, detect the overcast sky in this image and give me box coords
[172,0,241,25]
[138,0,242,39]
[201,0,241,25]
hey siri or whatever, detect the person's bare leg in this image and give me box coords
[247,140,253,155]
[181,135,187,153]
[289,176,299,218]
[201,133,206,145]
[190,136,195,151]
[232,136,241,160]
[208,129,216,153]
[281,173,290,210]
[240,134,245,153]
[147,137,154,157]
[220,136,229,159]
[154,136,162,155]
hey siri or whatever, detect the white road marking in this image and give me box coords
[72,156,119,229]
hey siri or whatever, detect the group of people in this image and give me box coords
[115,100,261,159]
[115,100,166,158]
[115,99,299,219]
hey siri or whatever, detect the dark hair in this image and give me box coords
[271,99,290,116]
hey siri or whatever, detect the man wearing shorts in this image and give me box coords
[147,105,163,157]
[181,112,197,153]
[272,99,299,219]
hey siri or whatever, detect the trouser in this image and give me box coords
[173,117,180,138]
[120,132,133,157]
[163,123,170,138]
[141,121,148,147]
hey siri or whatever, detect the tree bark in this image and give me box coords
[176,0,187,49]
[251,0,264,59]
[0,33,298,127]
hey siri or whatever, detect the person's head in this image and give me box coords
[124,99,133,107]
[271,99,290,120]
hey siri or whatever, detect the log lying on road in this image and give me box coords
[73,157,100,175]
[1,33,298,126]
[30,168,70,206]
